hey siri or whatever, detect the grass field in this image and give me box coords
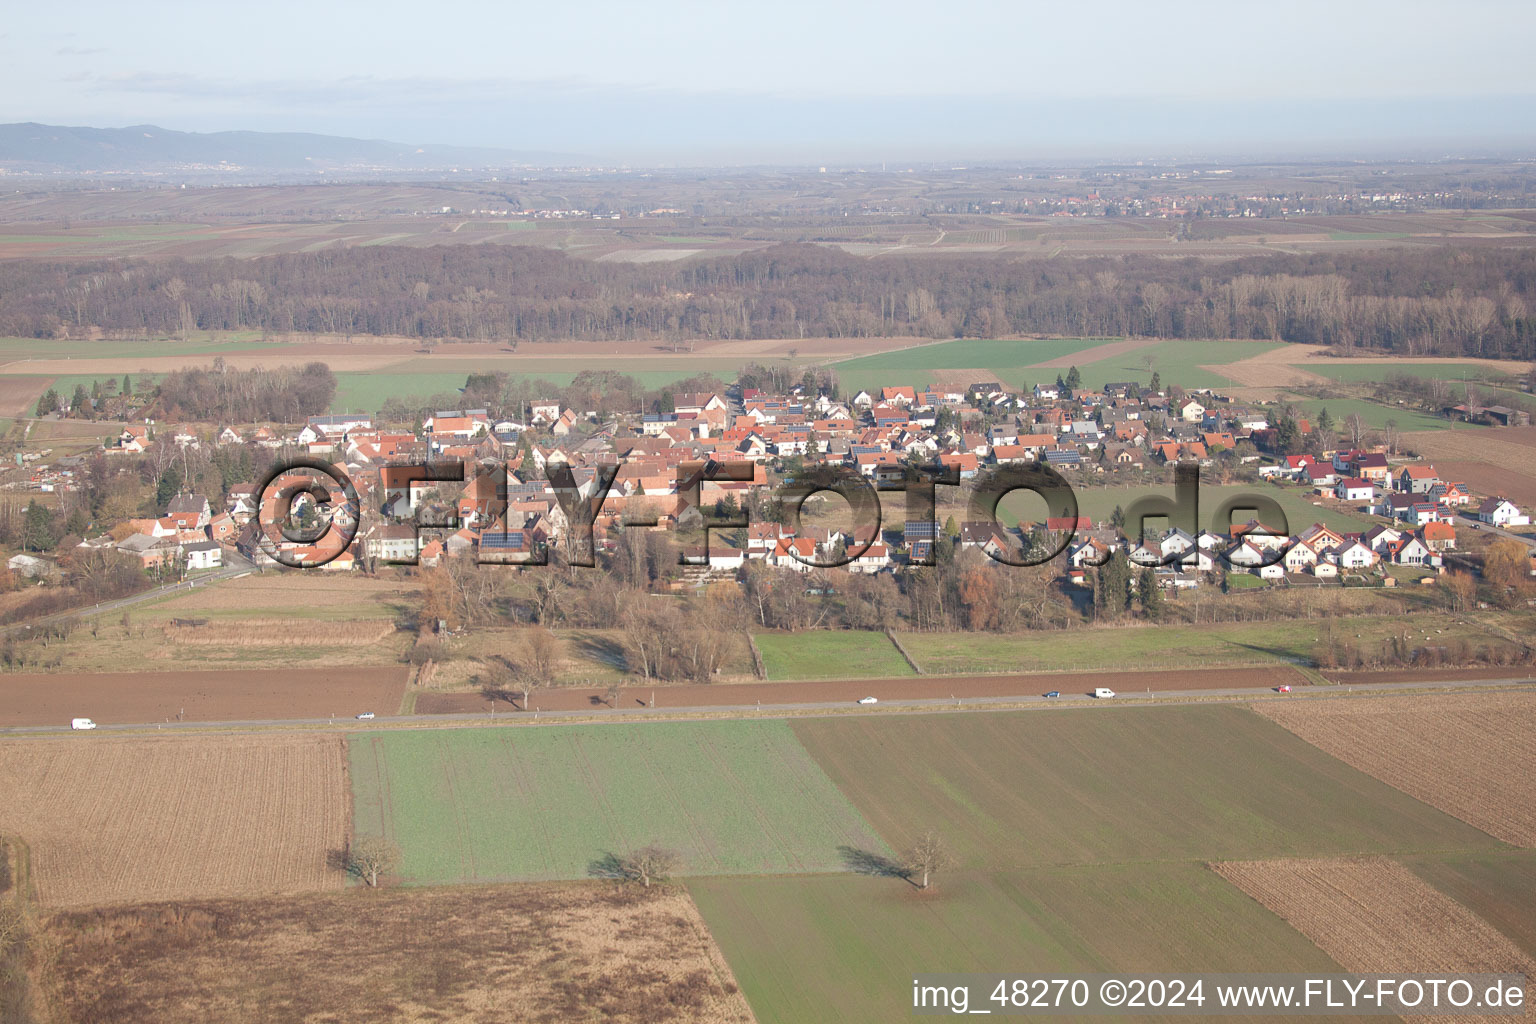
[690,863,1339,1024]
[1405,851,1536,961]
[1281,396,1465,433]
[753,631,913,680]
[1059,339,1286,391]
[828,338,1111,393]
[896,614,1503,674]
[1295,361,1517,384]
[330,371,472,413]
[789,706,1501,868]
[348,721,889,883]
[14,574,418,672]
[999,480,1376,537]
[689,702,1508,1024]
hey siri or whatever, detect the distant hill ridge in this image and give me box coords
[0,122,585,173]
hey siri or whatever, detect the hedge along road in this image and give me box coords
[4,675,1533,737]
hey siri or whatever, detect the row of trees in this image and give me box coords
[156,361,336,423]
[4,244,1536,358]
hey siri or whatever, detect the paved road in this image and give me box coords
[5,674,1531,738]
[1454,512,1536,549]
[7,553,257,633]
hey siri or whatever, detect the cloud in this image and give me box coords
[55,46,106,56]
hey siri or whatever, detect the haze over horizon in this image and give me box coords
[4,0,1535,165]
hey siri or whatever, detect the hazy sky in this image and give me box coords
[5,0,1535,162]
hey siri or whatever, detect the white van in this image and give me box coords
[70,718,97,730]
[1092,688,1116,699]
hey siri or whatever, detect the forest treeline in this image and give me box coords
[3,243,1536,358]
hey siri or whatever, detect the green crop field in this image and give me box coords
[754,631,914,680]
[829,338,1111,394]
[1295,361,1516,384]
[686,705,1506,1024]
[1281,397,1472,433]
[896,615,1500,675]
[790,706,1500,868]
[349,721,889,884]
[690,863,1340,1024]
[330,372,474,413]
[1000,480,1377,535]
[1404,851,1536,960]
[1053,340,1284,391]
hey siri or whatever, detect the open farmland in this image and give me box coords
[1283,396,1462,433]
[43,883,754,1024]
[0,734,347,907]
[690,863,1339,1024]
[827,337,1113,393]
[1254,691,1536,846]
[790,705,1500,868]
[1213,857,1535,1024]
[151,571,412,618]
[1400,428,1536,508]
[1297,361,1522,384]
[1065,338,1285,390]
[349,721,888,884]
[753,631,914,680]
[896,614,1491,675]
[0,373,48,417]
[1406,851,1536,961]
[0,666,408,727]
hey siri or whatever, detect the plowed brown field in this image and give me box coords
[1255,691,1536,846]
[0,666,407,727]
[1214,857,1535,1024]
[44,883,754,1024]
[415,665,1306,714]
[1398,428,1536,507]
[0,375,47,417]
[0,734,348,907]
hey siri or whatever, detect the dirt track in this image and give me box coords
[0,667,408,727]
[416,665,1307,714]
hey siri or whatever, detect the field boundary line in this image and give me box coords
[885,629,923,674]
[745,633,766,679]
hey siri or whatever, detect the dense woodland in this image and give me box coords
[2,244,1536,358]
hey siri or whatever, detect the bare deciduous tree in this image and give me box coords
[906,829,954,891]
[523,626,561,682]
[596,846,681,888]
[347,837,401,888]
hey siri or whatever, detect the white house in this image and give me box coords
[1282,542,1318,573]
[1335,540,1378,570]
[1335,477,1375,502]
[183,540,223,570]
[1479,497,1530,527]
[847,543,891,573]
